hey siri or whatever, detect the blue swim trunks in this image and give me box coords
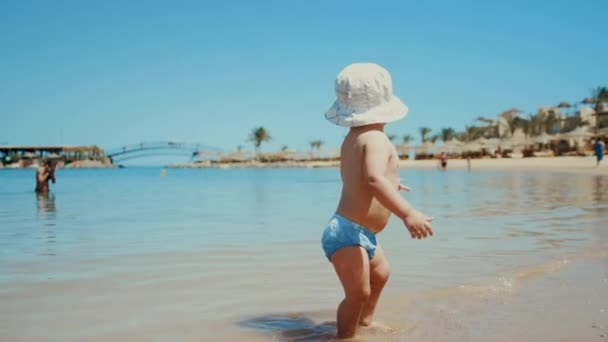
[321,213,378,261]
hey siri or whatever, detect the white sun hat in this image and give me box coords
[325,63,408,127]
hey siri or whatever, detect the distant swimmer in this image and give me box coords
[35,159,56,193]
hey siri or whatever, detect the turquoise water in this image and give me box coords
[1,168,607,341]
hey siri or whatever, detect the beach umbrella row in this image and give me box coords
[563,126,595,139]
[414,126,597,155]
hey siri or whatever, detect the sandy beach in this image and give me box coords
[400,156,608,175]
[169,156,608,176]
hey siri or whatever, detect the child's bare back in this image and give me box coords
[337,125,400,233]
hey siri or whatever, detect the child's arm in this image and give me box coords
[363,137,433,239]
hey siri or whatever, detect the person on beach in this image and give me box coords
[438,152,448,170]
[36,159,56,193]
[321,63,434,339]
[595,138,605,167]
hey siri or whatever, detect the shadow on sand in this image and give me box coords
[238,313,336,341]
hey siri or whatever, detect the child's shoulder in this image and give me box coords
[344,131,391,154]
[356,130,390,145]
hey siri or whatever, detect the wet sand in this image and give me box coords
[1,247,606,341]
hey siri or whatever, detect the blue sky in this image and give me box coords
[1,0,607,163]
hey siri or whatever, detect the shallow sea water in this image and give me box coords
[1,168,607,341]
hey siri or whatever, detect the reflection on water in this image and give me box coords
[36,192,56,218]
[36,192,57,256]
[593,175,605,203]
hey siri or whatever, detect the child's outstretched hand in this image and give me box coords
[403,210,433,239]
[398,184,411,192]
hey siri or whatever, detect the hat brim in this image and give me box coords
[325,96,409,127]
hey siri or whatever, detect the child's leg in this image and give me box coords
[360,244,391,326]
[331,246,371,339]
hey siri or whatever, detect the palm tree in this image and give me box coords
[463,125,486,141]
[309,140,323,152]
[528,113,544,137]
[454,130,467,142]
[249,127,272,154]
[464,126,475,142]
[560,116,587,133]
[544,111,561,134]
[309,140,324,159]
[590,86,608,132]
[590,86,608,109]
[419,127,431,143]
[398,134,414,158]
[429,134,440,143]
[440,128,456,143]
[499,108,523,136]
[387,135,397,143]
[476,116,498,138]
[509,116,529,135]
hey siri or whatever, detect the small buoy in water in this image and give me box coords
[160,169,167,176]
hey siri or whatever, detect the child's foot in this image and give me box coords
[359,316,373,327]
[359,321,393,332]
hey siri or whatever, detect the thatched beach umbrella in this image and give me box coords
[446,138,464,146]
[532,132,556,144]
[563,126,595,150]
[500,140,515,150]
[463,142,482,152]
[475,137,488,145]
[48,153,62,159]
[483,138,500,147]
[323,148,340,159]
[416,141,437,155]
[504,131,528,148]
[438,138,463,153]
[564,126,594,139]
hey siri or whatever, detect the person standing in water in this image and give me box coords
[438,152,448,170]
[321,63,434,339]
[36,159,57,193]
